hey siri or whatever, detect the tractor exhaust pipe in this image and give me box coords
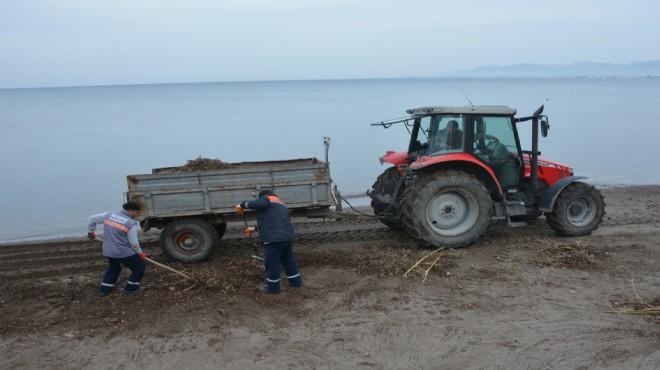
[529,105,544,191]
[531,116,539,190]
[516,105,544,191]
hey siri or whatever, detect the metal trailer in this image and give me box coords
[126,157,337,263]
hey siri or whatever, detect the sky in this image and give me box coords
[1,0,658,88]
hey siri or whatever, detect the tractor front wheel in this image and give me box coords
[401,170,492,248]
[546,182,605,236]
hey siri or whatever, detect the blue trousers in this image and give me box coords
[99,254,146,294]
[263,241,302,293]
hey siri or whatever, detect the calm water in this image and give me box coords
[2,78,660,243]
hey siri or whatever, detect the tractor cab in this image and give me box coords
[406,106,522,189]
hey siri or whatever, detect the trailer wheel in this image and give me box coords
[161,218,220,263]
[370,167,404,230]
[215,222,227,238]
[401,170,492,248]
[546,182,605,236]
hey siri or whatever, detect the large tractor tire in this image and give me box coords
[161,218,220,263]
[400,170,492,248]
[546,182,605,236]
[370,166,405,230]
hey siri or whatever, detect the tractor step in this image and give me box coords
[494,201,527,218]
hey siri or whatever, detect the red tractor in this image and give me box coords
[367,105,605,248]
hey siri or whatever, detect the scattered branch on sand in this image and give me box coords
[298,246,456,278]
[422,255,443,284]
[628,273,646,305]
[146,257,262,294]
[605,307,660,315]
[525,239,606,270]
[605,273,660,322]
[404,248,448,283]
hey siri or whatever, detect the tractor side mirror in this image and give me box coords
[540,117,550,137]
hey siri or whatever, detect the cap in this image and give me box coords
[122,201,142,211]
[258,189,275,197]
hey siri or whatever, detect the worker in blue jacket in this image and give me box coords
[236,189,303,293]
[87,201,147,297]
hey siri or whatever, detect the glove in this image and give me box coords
[138,252,147,261]
[235,204,244,215]
[244,226,256,237]
[87,232,96,240]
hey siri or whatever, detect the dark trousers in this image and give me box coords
[263,241,302,292]
[99,254,146,294]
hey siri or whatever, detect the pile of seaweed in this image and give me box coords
[157,157,235,173]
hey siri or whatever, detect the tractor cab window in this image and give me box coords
[428,115,465,155]
[410,116,432,155]
[473,116,520,187]
[473,116,517,159]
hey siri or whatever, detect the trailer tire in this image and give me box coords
[161,218,220,263]
[370,167,404,230]
[401,170,492,248]
[215,222,228,239]
[546,182,605,236]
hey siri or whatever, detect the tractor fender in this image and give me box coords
[411,154,503,199]
[538,176,587,212]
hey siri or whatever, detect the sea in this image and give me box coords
[2,77,660,243]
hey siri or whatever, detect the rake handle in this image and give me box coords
[93,236,194,280]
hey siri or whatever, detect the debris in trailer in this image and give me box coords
[156,157,235,173]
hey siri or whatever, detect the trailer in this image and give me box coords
[126,157,337,263]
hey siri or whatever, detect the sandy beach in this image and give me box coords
[1,185,658,369]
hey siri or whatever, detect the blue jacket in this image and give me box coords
[240,195,294,243]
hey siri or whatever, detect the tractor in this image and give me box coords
[367,105,605,248]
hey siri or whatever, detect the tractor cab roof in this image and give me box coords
[406,105,517,117]
[371,105,520,128]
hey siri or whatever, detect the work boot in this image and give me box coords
[289,280,303,288]
[123,286,145,295]
[98,290,111,297]
[258,285,280,294]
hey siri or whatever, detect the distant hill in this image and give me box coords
[445,60,660,78]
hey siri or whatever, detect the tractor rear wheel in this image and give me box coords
[401,170,492,248]
[370,167,404,230]
[546,182,605,236]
